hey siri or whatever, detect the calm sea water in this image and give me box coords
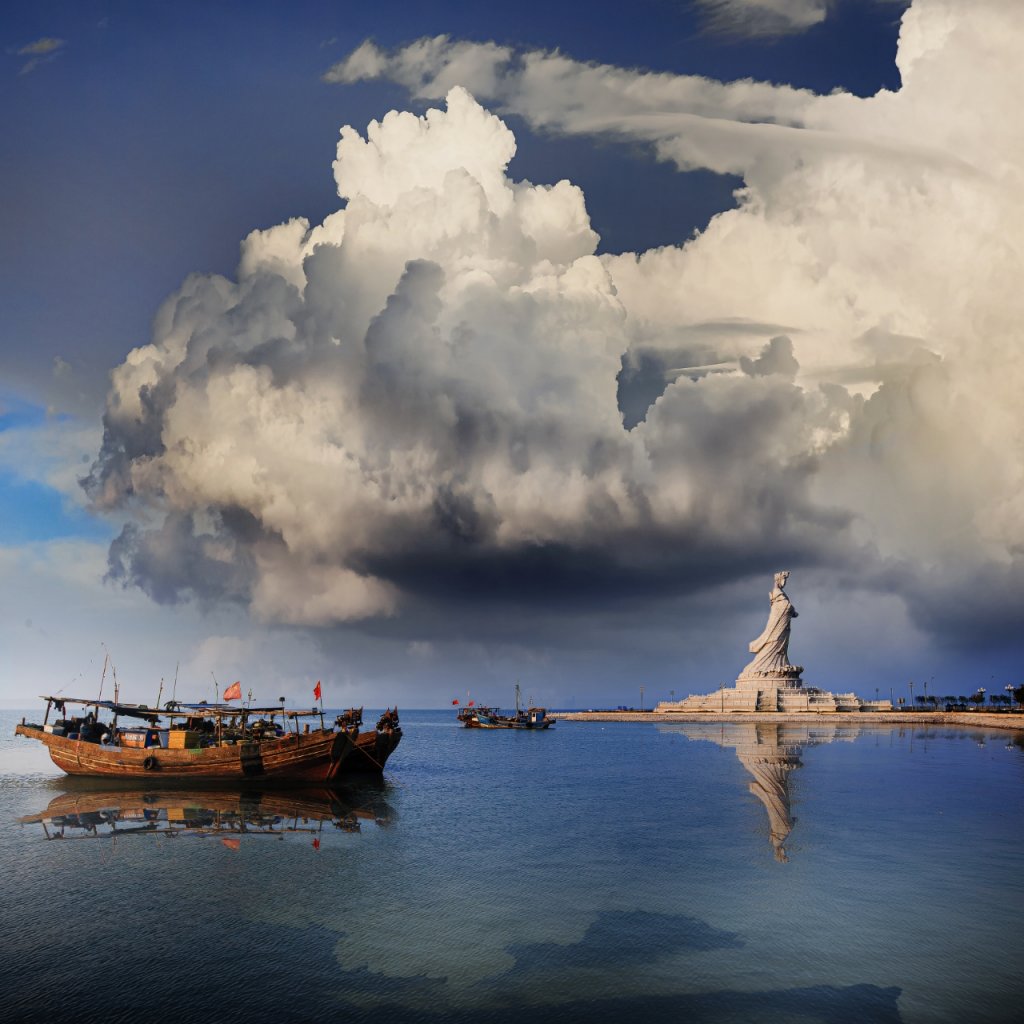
[1,709,1021,1024]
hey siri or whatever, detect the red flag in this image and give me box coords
[452,698,459,705]
[313,681,322,702]
[312,837,320,851]
[223,681,242,701]
[468,700,475,707]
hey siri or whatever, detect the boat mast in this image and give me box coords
[110,656,120,729]
[98,650,109,702]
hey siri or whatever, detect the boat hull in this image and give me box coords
[459,712,554,729]
[464,720,554,729]
[15,724,400,782]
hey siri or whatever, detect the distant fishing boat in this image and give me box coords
[15,697,401,782]
[457,685,554,730]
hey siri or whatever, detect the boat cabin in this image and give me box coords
[119,727,165,749]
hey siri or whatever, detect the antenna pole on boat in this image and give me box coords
[155,677,164,710]
[98,649,109,702]
[171,661,179,705]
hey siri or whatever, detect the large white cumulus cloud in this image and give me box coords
[89,0,1024,650]
[89,89,642,622]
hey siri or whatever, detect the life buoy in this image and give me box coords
[143,755,158,771]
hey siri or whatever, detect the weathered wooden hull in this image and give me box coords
[15,724,400,782]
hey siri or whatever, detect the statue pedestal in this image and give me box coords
[735,666,804,692]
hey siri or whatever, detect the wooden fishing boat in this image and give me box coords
[457,685,554,730]
[15,697,401,782]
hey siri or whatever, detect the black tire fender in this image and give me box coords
[143,755,158,771]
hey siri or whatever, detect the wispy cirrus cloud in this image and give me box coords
[694,0,829,38]
[14,36,66,75]
[692,1,910,40]
[321,28,965,183]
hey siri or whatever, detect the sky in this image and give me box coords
[2,0,1022,711]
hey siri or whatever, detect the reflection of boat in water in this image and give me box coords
[457,684,554,730]
[19,784,394,842]
[15,697,401,782]
[659,722,865,862]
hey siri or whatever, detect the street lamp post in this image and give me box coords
[1005,684,1014,712]
[909,680,914,711]
[978,687,986,711]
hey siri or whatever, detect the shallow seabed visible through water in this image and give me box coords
[1,709,1021,1024]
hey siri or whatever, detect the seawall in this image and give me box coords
[554,711,1024,731]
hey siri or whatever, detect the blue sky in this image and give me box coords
[3,0,1022,709]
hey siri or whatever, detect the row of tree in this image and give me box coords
[910,685,1024,710]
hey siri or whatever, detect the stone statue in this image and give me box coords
[741,571,799,678]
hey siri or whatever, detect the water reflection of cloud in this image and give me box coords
[325,961,450,1003]
[310,902,901,1023]
[359,982,904,1023]
[502,910,742,975]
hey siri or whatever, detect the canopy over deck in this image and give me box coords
[38,696,322,720]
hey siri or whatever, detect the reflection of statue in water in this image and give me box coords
[739,737,801,863]
[741,570,801,679]
[666,722,850,862]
